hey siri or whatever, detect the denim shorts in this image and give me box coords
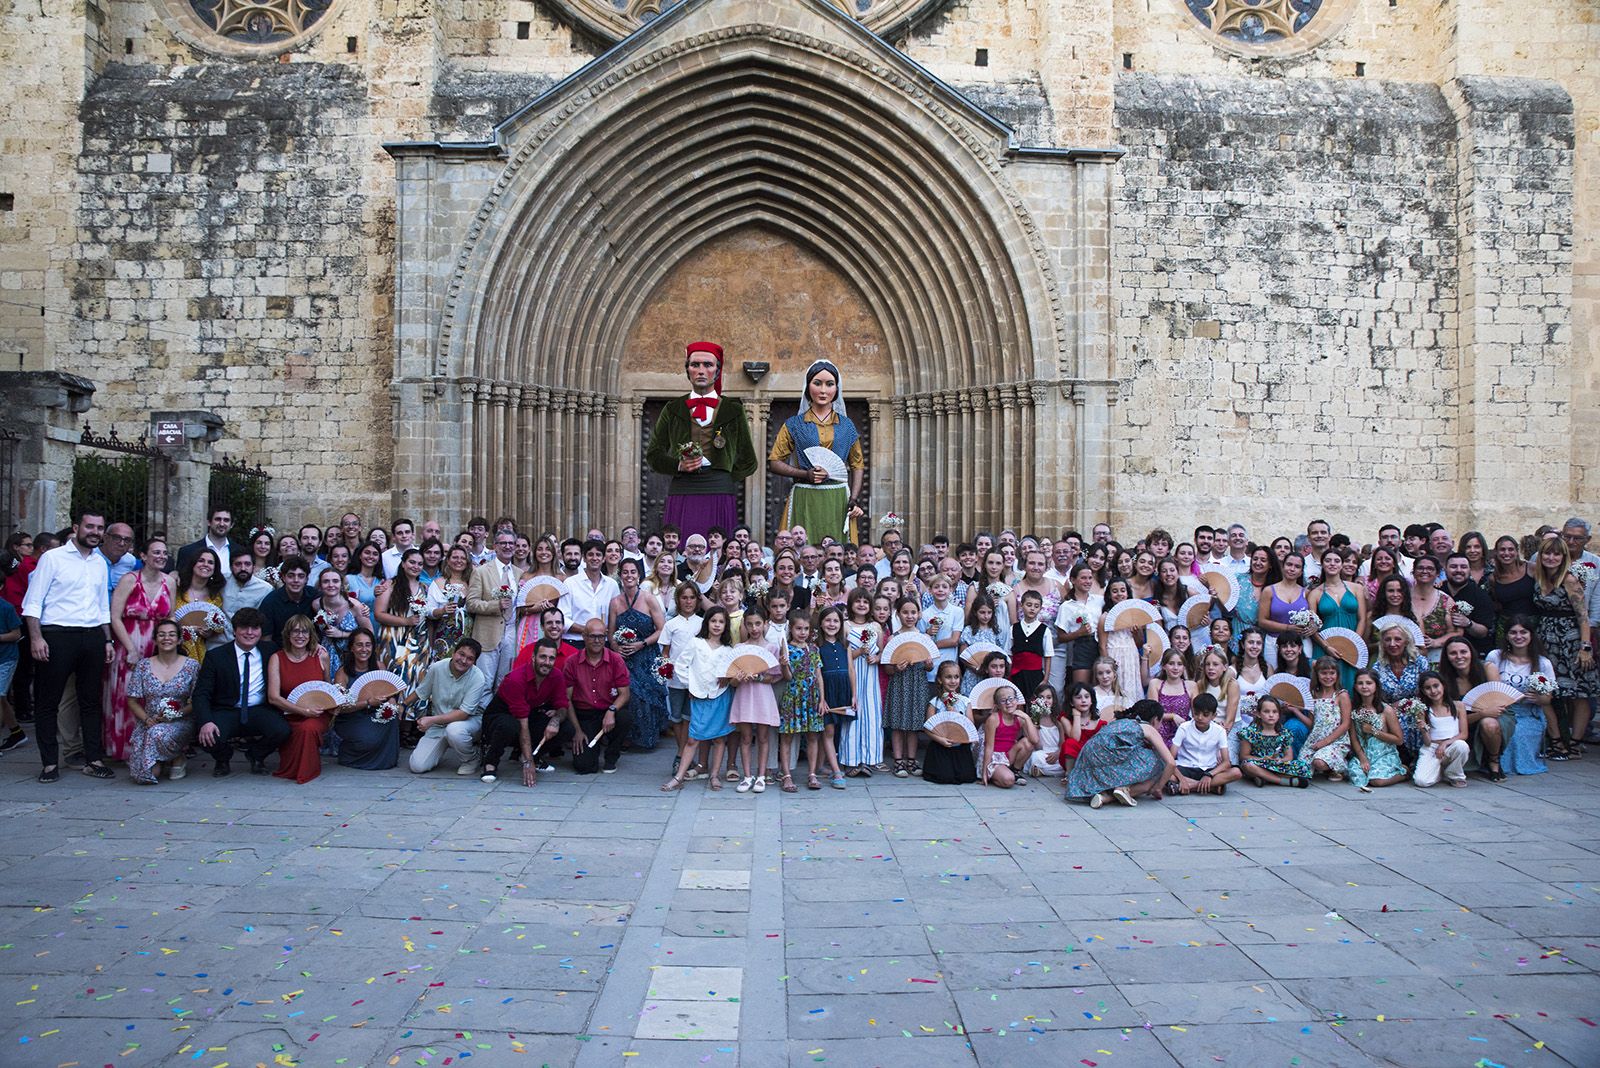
[0,656,16,695]
[666,687,692,724]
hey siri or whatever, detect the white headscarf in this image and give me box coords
[798,360,846,419]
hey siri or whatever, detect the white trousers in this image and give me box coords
[409,717,482,773]
[1413,738,1469,787]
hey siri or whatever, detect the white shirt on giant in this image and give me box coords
[21,541,111,627]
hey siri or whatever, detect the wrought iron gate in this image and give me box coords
[73,425,169,545]
[208,455,272,532]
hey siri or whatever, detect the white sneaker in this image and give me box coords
[1089,792,1106,809]
[169,764,187,781]
[480,771,498,784]
[736,776,754,793]
[457,761,481,777]
[752,776,766,793]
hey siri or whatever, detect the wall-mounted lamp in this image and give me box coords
[743,361,769,383]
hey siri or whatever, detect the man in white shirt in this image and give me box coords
[467,516,495,565]
[222,554,273,615]
[22,510,115,783]
[1302,519,1332,582]
[1221,524,1252,580]
[382,518,417,579]
[176,507,235,574]
[1359,525,1413,580]
[620,526,645,564]
[559,540,621,646]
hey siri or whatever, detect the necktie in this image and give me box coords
[239,650,251,724]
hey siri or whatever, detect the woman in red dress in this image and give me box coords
[268,614,333,784]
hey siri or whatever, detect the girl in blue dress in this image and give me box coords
[816,605,854,789]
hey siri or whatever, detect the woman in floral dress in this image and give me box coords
[312,568,369,680]
[106,537,175,762]
[1529,536,1599,759]
[124,619,198,784]
[374,548,432,699]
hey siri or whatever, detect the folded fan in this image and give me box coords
[1103,599,1161,632]
[1462,680,1523,714]
[882,631,939,666]
[1198,566,1240,611]
[961,640,1006,670]
[969,677,1020,711]
[727,643,780,676]
[1372,614,1426,650]
[803,446,849,484]
[349,670,406,703]
[924,709,981,744]
[1179,593,1212,630]
[1143,623,1169,672]
[1263,673,1311,708]
[287,680,347,710]
[173,601,226,629]
[521,576,565,606]
[1319,627,1369,669]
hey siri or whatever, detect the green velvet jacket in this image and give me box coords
[645,394,759,483]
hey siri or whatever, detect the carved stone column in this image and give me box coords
[867,397,892,542]
[601,397,619,532]
[998,385,1020,527]
[620,397,645,530]
[747,399,768,537]
[891,396,909,541]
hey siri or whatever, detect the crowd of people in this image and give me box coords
[4,505,1596,807]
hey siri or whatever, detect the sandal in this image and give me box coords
[894,760,909,778]
[661,777,685,792]
[726,768,742,782]
[830,775,846,789]
[1548,740,1571,760]
[806,775,821,790]
[709,778,723,791]
[781,774,797,793]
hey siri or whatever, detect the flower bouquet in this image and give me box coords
[1523,672,1557,696]
[1026,693,1053,725]
[654,661,675,683]
[314,608,338,633]
[444,582,466,603]
[371,699,403,724]
[1395,697,1428,727]
[987,582,1011,601]
[879,512,906,530]
[152,697,185,723]
[1454,601,1473,619]
[180,625,202,645]
[747,578,770,601]
[1574,560,1598,588]
[408,594,429,630]
[613,626,639,647]
[1288,609,1318,631]
[678,441,705,464]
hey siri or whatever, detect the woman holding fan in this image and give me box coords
[767,360,867,546]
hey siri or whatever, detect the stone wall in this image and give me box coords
[1109,73,1465,534]
[72,62,389,530]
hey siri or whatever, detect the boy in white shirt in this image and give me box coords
[1171,694,1241,795]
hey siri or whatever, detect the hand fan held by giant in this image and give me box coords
[1461,681,1522,714]
[882,630,939,666]
[349,669,406,704]
[961,640,1005,671]
[803,446,849,485]
[1103,599,1160,633]
[287,680,347,710]
[1198,566,1241,611]
[924,709,981,745]
[1143,623,1169,672]
[521,576,565,607]
[726,643,780,677]
[969,677,1020,712]
[1263,673,1311,708]
[1318,627,1369,669]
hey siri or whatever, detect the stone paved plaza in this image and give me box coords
[1,747,1597,1068]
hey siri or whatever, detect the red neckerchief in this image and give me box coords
[686,392,720,422]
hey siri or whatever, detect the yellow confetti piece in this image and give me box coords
[1376,1015,1386,1022]
[1169,1026,1187,1032]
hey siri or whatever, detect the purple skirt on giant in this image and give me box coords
[664,494,739,540]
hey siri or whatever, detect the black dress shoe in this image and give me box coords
[212,761,231,778]
[250,758,269,775]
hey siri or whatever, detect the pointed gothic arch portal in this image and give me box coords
[386,0,1120,541]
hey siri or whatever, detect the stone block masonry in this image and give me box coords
[71,62,392,526]
[1109,71,1574,538]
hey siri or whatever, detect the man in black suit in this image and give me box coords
[175,507,238,574]
[193,606,290,776]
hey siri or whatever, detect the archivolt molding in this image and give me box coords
[427,23,1070,391]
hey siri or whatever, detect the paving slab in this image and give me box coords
[2,747,1595,1068]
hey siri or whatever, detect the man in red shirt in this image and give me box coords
[510,607,577,673]
[564,618,632,773]
[479,639,569,786]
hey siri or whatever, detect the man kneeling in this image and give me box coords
[409,639,488,775]
[479,638,568,786]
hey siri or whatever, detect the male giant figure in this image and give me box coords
[645,341,758,540]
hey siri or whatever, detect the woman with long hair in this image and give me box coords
[1489,534,1537,626]
[333,628,400,771]
[1530,535,1598,758]
[374,548,431,698]
[1487,616,1556,775]
[1459,531,1491,585]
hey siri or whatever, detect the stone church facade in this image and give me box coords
[0,0,1591,541]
